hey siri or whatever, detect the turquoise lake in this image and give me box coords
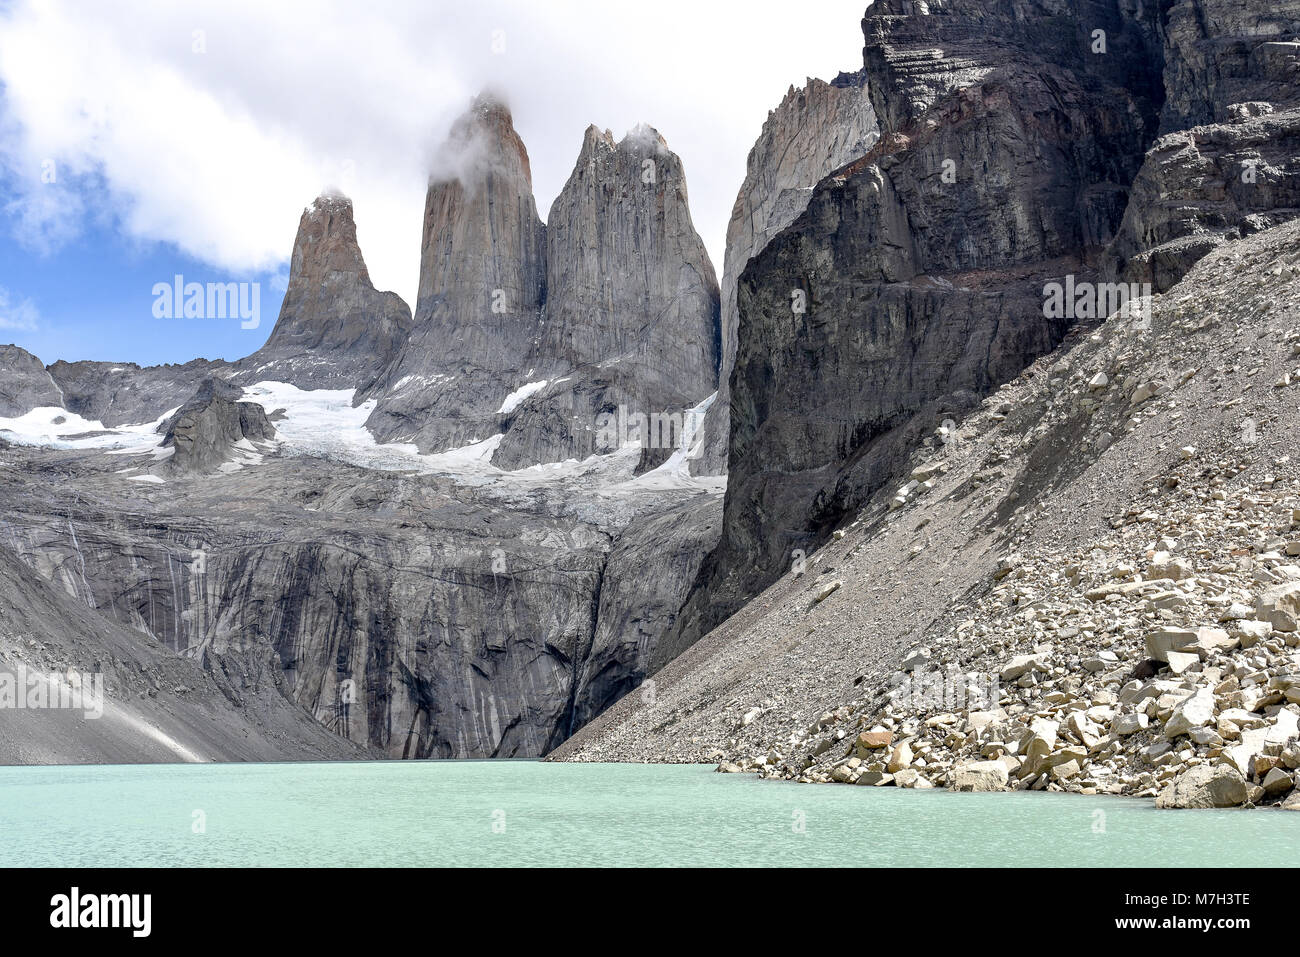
[0,761,1295,867]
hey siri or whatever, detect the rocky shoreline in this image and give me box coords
[725,521,1300,811]
[710,229,1300,811]
[559,210,1300,817]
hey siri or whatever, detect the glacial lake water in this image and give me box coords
[0,760,1295,867]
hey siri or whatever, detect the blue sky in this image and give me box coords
[0,216,285,367]
[0,0,867,371]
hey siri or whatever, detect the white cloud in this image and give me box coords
[0,286,40,331]
[0,0,867,305]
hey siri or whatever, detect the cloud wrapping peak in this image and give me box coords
[0,0,866,305]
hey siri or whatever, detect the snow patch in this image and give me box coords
[6,381,728,501]
[496,379,550,415]
[0,406,173,452]
[239,381,502,478]
[608,448,726,495]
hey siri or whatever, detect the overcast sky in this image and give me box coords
[0,0,867,363]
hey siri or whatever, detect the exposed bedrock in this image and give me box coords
[364,96,548,453]
[693,73,880,476]
[0,539,366,765]
[44,358,232,430]
[0,89,728,761]
[158,378,276,476]
[671,0,1167,647]
[1104,0,1300,290]
[0,345,63,417]
[365,96,719,470]
[235,193,413,393]
[0,447,719,758]
[492,124,720,470]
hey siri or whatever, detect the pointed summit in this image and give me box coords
[413,94,546,366]
[290,193,372,285]
[580,124,616,155]
[237,193,413,393]
[368,102,721,468]
[536,122,717,381]
[364,94,547,450]
[430,92,536,192]
[490,122,720,469]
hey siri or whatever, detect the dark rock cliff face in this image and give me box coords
[693,73,880,476]
[237,194,413,392]
[0,442,719,758]
[45,358,232,428]
[1157,0,1300,130]
[1105,0,1300,290]
[555,0,1300,770]
[0,542,366,765]
[671,0,1169,646]
[581,495,721,715]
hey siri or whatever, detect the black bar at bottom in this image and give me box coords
[5,867,1287,942]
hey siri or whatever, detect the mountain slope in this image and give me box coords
[554,215,1300,807]
[0,538,367,765]
[0,95,725,764]
[668,0,1166,657]
[555,1,1300,810]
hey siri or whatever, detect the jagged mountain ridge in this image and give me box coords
[364,97,721,471]
[491,123,720,471]
[0,96,726,763]
[16,96,721,472]
[157,377,277,476]
[4,1,1296,774]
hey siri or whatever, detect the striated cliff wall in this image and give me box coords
[492,124,719,470]
[671,0,1167,647]
[1105,0,1300,290]
[693,73,880,476]
[0,94,725,762]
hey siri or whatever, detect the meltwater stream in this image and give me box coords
[0,761,1294,867]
